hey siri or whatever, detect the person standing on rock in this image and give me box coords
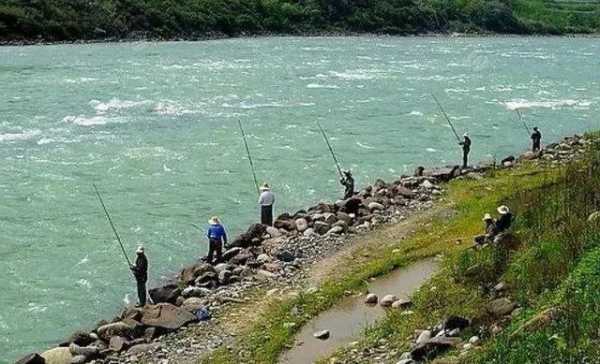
[459,133,471,169]
[340,170,355,199]
[531,127,542,152]
[206,216,227,265]
[130,245,148,307]
[258,183,275,226]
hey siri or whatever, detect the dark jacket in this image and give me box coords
[132,253,148,282]
[460,137,472,152]
[341,175,355,198]
[496,213,513,232]
[531,130,542,142]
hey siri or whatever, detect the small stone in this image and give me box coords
[416,330,431,345]
[313,330,330,340]
[468,336,480,345]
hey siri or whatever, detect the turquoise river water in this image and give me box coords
[0,36,598,362]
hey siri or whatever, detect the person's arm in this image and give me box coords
[222,227,228,245]
[206,227,211,239]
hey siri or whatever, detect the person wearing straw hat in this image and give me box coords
[340,170,355,199]
[258,183,275,226]
[458,133,472,169]
[531,127,542,152]
[495,205,513,233]
[206,216,227,265]
[130,245,148,307]
[474,213,497,245]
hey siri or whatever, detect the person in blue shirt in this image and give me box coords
[206,216,227,265]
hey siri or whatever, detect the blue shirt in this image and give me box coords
[207,224,227,242]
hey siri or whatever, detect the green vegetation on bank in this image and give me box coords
[1,0,599,42]
[320,134,599,364]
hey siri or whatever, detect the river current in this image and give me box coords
[0,36,598,362]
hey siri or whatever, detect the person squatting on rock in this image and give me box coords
[206,216,227,265]
[459,133,471,169]
[258,182,275,226]
[495,205,513,233]
[531,127,542,152]
[340,170,355,199]
[474,213,497,245]
[130,245,148,307]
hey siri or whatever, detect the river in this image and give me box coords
[0,36,598,362]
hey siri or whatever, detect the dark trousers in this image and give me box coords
[136,279,147,306]
[207,238,222,265]
[532,141,540,152]
[261,205,273,226]
[462,150,469,168]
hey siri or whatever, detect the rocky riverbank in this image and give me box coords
[15,134,590,364]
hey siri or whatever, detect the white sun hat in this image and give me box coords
[208,216,220,224]
[497,205,510,215]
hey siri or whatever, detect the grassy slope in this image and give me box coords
[200,136,594,363]
[320,134,600,364]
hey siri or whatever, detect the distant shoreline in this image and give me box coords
[2,31,600,47]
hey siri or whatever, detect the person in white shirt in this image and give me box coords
[258,183,275,226]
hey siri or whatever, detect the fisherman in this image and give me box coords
[130,245,148,307]
[459,133,471,169]
[495,205,513,233]
[531,127,542,152]
[340,170,355,199]
[474,213,497,245]
[206,216,227,265]
[258,183,275,226]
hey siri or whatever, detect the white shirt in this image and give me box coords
[258,190,275,206]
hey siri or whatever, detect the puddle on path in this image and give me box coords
[280,259,438,364]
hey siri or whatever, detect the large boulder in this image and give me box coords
[69,343,99,357]
[394,185,416,198]
[15,353,45,364]
[338,197,362,214]
[149,284,181,304]
[96,321,136,341]
[181,297,206,313]
[430,166,461,182]
[179,263,214,285]
[487,298,517,317]
[222,247,242,261]
[181,286,211,298]
[108,336,130,352]
[274,219,296,231]
[141,303,197,330]
[229,224,267,248]
[442,316,470,331]
[411,336,462,361]
[67,331,95,347]
[295,218,308,232]
[313,221,331,235]
[380,294,398,307]
[40,348,72,364]
[229,249,253,265]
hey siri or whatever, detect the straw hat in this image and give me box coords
[482,213,493,221]
[136,245,145,254]
[208,216,220,225]
[260,183,270,191]
[497,205,510,215]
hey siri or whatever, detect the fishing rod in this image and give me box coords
[237,119,260,195]
[191,223,204,233]
[515,109,531,135]
[317,121,344,180]
[92,184,132,268]
[431,94,461,143]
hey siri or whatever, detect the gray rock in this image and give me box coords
[322,212,338,225]
[391,298,412,309]
[218,270,232,285]
[15,353,45,364]
[69,355,87,364]
[313,330,330,340]
[295,218,308,232]
[68,343,99,357]
[303,228,315,237]
[416,330,432,345]
[148,284,181,304]
[368,202,385,211]
[181,286,211,298]
[141,303,197,330]
[222,247,242,261]
[326,225,344,235]
[365,293,378,304]
[127,343,161,355]
[108,336,129,352]
[266,226,282,238]
[96,322,134,341]
[487,298,517,317]
[41,347,73,364]
[256,254,272,264]
[181,297,205,312]
[313,221,331,235]
[275,250,295,262]
[380,294,398,307]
